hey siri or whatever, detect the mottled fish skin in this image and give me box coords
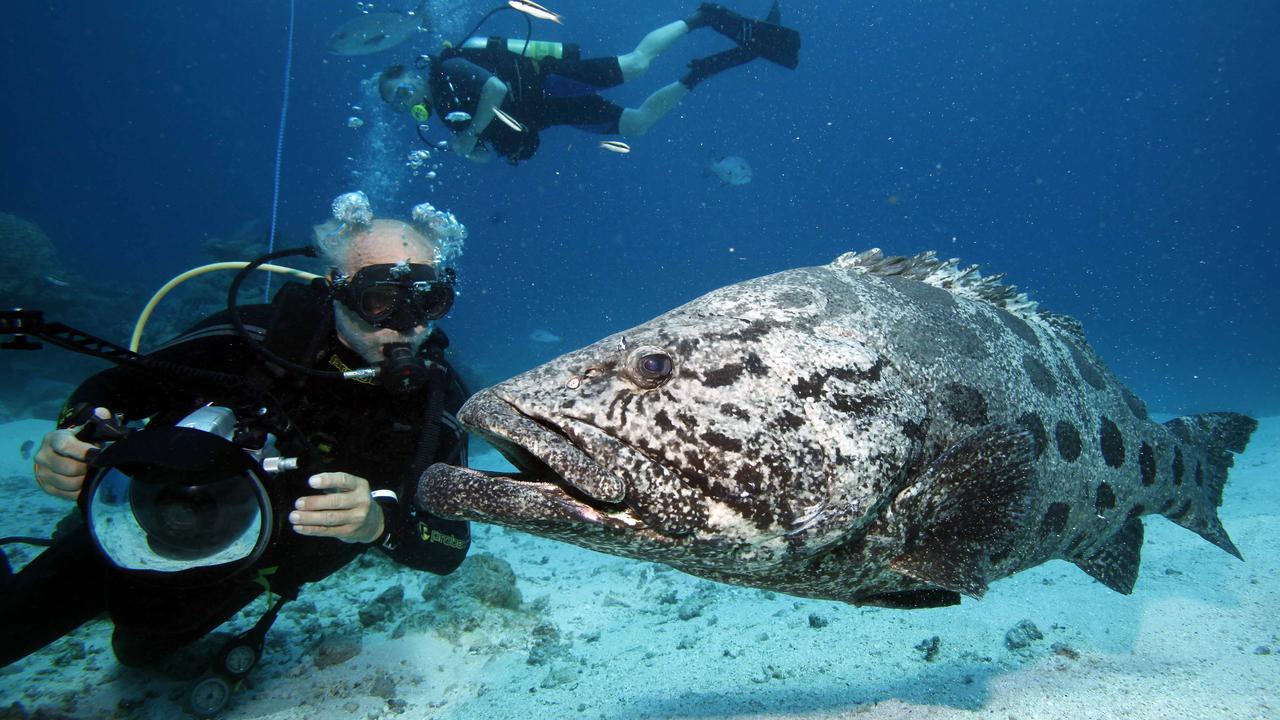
[421,250,1256,607]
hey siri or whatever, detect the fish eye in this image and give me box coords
[625,346,674,389]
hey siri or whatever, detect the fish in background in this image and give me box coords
[327,0,430,56]
[708,154,753,185]
[422,249,1256,609]
[20,440,34,460]
[529,329,562,344]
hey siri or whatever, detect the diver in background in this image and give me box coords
[378,2,800,164]
[2,197,471,695]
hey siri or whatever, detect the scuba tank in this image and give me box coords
[461,35,580,62]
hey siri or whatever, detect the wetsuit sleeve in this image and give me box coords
[58,307,272,427]
[432,57,492,130]
[373,499,470,575]
[371,364,471,574]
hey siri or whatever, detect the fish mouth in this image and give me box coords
[418,390,651,534]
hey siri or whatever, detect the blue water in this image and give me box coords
[2,0,1277,415]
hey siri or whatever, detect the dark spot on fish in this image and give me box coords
[700,430,743,453]
[941,383,988,426]
[731,464,765,498]
[792,373,826,400]
[830,358,885,384]
[1159,498,1177,513]
[998,310,1040,347]
[1065,532,1090,556]
[989,547,1011,565]
[708,321,773,344]
[1042,503,1070,535]
[703,363,745,388]
[1168,499,1193,522]
[1195,462,1203,486]
[1067,342,1107,390]
[654,409,675,433]
[683,449,708,477]
[1121,387,1149,420]
[773,410,805,431]
[1022,355,1058,396]
[743,352,769,376]
[675,337,700,356]
[1100,416,1125,468]
[1172,447,1185,485]
[1055,420,1082,462]
[1139,442,1156,486]
[1016,413,1048,460]
[675,411,698,432]
[606,391,637,427]
[719,403,749,421]
[1126,504,1145,521]
[829,392,882,415]
[902,418,928,444]
[1095,483,1116,515]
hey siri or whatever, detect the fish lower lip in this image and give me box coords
[418,464,644,531]
[459,391,627,504]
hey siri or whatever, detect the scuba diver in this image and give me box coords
[377,1,801,164]
[0,192,471,717]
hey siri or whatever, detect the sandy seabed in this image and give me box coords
[0,415,1276,720]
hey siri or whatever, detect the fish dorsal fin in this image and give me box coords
[1071,516,1143,594]
[833,248,1040,320]
[1037,310,1088,340]
[887,426,1036,598]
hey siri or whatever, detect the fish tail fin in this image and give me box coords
[766,0,781,25]
[1161,411,1257,559]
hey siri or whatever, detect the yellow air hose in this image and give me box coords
[130,262,321,352]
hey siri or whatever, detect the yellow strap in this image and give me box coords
[130,263,321,352]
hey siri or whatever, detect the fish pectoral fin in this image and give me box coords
[887,425,1036,598]
[1071,516,1143,594]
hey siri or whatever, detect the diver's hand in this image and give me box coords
[449,129,479,158]
[291,472,386,544]
[33,407,112,501]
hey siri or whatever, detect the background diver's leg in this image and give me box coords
[617,19,695,82]
[618,82,690,136]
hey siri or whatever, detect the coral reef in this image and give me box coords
[0,212,72,309]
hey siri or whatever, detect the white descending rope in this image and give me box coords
[264,0,296,302]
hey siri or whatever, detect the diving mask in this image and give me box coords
[377,64,428,113]
[330,261,456,332]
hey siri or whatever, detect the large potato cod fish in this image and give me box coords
[422,250,1255,609]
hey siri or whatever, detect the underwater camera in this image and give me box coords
[81,405,298,579]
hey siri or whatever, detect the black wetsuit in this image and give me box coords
[0,282,470,667]
[430,39,628,164]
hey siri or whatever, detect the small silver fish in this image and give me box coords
[492,107,525,132]
[444,111,472,123]
[599,140,631,154]
[43,274,70,287]
[508,0,563,24]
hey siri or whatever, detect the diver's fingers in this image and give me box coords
[34,465,82,501]
[295,490,367,512]
[47,429,97,463]
[306,472,367,494]
[290,507,361,528]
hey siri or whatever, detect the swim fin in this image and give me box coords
[682,46,758,89]
[698,2,800,69]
